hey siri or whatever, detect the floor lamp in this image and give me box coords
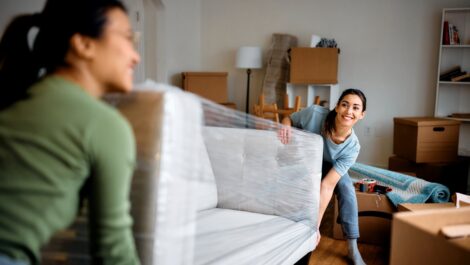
[236,46,262,113]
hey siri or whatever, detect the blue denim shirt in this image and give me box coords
[290,105,360,177]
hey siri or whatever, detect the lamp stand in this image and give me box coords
[245,68,252,113]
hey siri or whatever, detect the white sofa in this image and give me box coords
[195,125,323,265]
[41,85,324,265]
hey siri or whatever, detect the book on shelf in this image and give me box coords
[452,24,460,45]
[439,66,465,81]
[443,21,450,45]
[450,113,470,119]
[451,72,470,82]
[458,76,470,82]
[442,21,461,45]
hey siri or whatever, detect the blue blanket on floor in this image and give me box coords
[348,163,450,206]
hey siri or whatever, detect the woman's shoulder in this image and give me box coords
[291,104,329,132]
[299,104,329,115]
[32,76,132,136]
[348,129,360,149]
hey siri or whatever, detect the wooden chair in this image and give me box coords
[253,94,280,123]
[277,94,302,120]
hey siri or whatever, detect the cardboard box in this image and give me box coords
[333,191,396,245]
[388,155,469,194]
[397,202,455,212]
[390,208,470,265]
[182,72,228,103]
[393,117,460,163]
[289,48,338,84]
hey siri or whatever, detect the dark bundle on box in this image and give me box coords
[440,66,470,82]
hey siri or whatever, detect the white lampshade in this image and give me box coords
[236,46,262,69]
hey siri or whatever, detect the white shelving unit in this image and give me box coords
[435,8,470,156]
[435,8,470,121]
[286,84,339,110]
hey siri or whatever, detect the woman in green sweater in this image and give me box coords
[0,0,141,264]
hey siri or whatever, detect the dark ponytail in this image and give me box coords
[322,109,337,138]
[322,88,367,137]
[0,14,42,110]
[0,0,126,110]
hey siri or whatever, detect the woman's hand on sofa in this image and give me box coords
[278,125,292,144]
[278,116,293,144]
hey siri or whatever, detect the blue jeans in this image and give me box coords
[0,255,27,265]
[323,161,360,239]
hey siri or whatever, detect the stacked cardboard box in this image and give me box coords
[390,117,468,194]
[290,47,339,85]
[181,72,236,109]
[393,117,460,163]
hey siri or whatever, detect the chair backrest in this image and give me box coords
[293,96,301,112]
[253,94,280,122]
[261,103,280,123]
[277,94,302,120]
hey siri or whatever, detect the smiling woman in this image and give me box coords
[278,88,368,265]
[0,1,141,265]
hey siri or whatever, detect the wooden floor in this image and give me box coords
[308,236,389,265]
[307,202,390,265]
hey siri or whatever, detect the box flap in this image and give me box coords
[394,117,461,126]
[397,202,455,212]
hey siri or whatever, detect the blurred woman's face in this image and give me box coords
[89,8,140,94]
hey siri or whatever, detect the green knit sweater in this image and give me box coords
[0,76,140,265]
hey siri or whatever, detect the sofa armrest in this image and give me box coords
[111,87,203,265]
[203,126,323,230]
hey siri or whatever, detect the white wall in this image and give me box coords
[200,0,470,166]
[160,0,202,85]
[0,0,173,82]
[0,0,44,36]
[2,0,469,167]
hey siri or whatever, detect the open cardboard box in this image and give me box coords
[333,191,396,245]
[390,207,470,265]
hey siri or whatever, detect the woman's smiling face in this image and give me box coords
[334,94,365,128]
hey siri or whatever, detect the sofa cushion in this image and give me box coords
[195,208,316,265]
[195,137,218,211]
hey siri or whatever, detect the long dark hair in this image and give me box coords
[322,88,367,137]
[0,0,126,110]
